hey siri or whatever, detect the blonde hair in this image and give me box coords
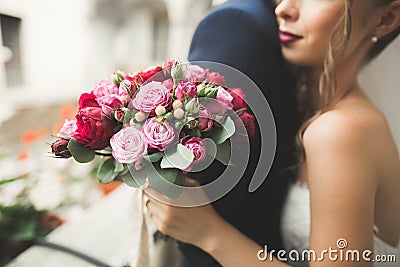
[295,0,400,163]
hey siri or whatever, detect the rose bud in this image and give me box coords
[111,70,125,85]
[114,108,126,122]
[185,98,200,114]
[119,79,132,94]
[51,139,72,159]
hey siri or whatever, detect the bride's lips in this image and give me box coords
[279,30,303,43]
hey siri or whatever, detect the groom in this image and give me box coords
[177,0,300,266]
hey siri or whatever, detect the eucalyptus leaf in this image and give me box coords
[125,165,147,187]
[210,116,236,144]
[114,161,124,173]
[67,138,95,163]
[164,144,194,170]
[143,153,163,163]
[160,156,176,169]
[215,140,231,165]
[147,164,183,199]
[97,158,117,184]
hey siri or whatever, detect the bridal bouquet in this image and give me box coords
[50,60,255,198]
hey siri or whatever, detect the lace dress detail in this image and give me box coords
[281,182,400,267]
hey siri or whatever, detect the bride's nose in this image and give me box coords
[275,0,299,22]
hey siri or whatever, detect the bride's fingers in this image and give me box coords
[184,178,200,187]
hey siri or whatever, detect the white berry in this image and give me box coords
[135,111,146,122]
[155,106,167,116]
[172,100,183,110]
[174,108,185,120]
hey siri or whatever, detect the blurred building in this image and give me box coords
[0,0,398,149]
[0,0,213,120]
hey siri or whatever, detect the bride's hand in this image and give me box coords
[144,178,225,248]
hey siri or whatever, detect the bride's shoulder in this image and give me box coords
[303,106,390,155]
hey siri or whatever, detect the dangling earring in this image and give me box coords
[371,30,380,43]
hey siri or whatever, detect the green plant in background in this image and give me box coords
[0,151,101,265]
[0,167,62,266]
[0,204,61,266]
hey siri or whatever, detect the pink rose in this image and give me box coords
[175,81,198,101]
[162,78,174,93]
[132,81,172,114]
[201,98,226,115]
[206,70,226,87]
[216,86,234,109]
[163,60,179,72]
[110,127,148,164]
[92,80,117,98]
[182,137,207,172]
[229,88,247,111]
[92,80,130,116]
[197,107,213,132]
[57,119,77,139]
[74,93,117,150]
[183,137,206,163]
[142,118,176,151]
[184,65,206,82]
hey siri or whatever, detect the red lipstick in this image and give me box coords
[279,30,302,43]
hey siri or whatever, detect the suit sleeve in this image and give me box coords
[179,6,299,267]
[188,7,283,92]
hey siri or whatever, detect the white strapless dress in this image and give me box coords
[281,182,400,267]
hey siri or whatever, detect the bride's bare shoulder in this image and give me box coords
[303,104,393,157]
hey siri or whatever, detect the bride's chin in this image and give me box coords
[282,52,323,69]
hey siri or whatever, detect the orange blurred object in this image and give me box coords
[60,104,76,120]
[21,127,49,144]
[97,180,123,196]
[17,149,30,161]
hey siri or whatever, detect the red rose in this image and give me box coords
[237,111,255,138]
[125,73,143,93]
[229,88,247,111]
[79,93,100,109]
[73,93,117,150]
[139,65,163,82]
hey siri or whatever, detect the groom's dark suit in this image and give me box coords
[178,0,299,266]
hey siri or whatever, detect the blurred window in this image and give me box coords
[0,14,23,88]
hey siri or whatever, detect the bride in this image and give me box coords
[145,0,400,266]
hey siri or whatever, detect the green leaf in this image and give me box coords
[160,156,176,169]
[147,164,183,199]
[97,158,118,184]
[215,140,231,165]
[67,138,95,163]
[114,161,124,173]
[125,165,147,187]
[164,144,194,170]
[210,116,236,144]
[143,152,163,163]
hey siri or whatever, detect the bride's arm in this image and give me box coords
[304,111,377,267]
[146,111,378,267]
[145,188,288,267]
